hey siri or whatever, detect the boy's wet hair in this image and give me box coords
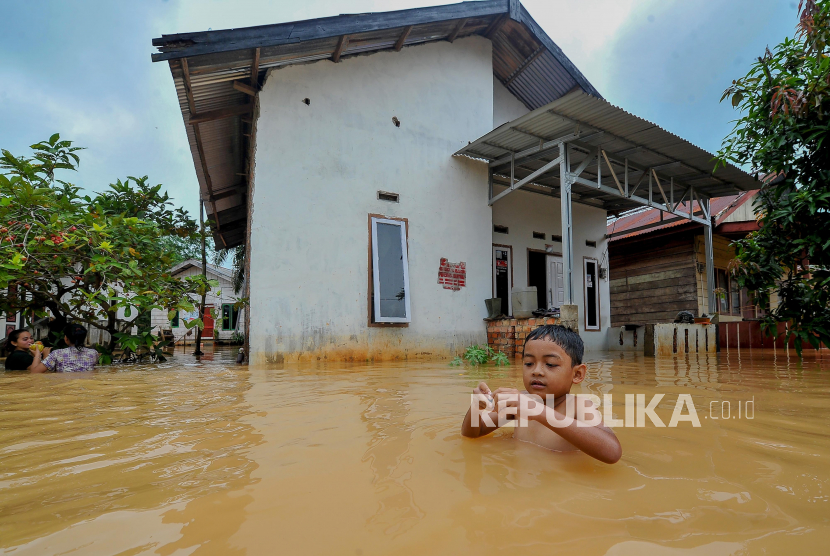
[523,325,584,365]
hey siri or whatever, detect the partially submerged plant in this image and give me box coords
[490,350,509,366]
[463,344,491,366]
[450,344,510,367]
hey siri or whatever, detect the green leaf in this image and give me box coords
[183,317,204,330]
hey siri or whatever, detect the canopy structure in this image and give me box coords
[152,0,600,248]
[455,90,759,314]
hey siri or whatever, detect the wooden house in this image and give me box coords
[606,191,764,348]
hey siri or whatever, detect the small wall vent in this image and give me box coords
[377,191,399,203]
[532,231,545,240]
[494,225,509,234]
[550,234,562,242]
[586,240,597,248]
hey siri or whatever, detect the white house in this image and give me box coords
[153,0,756,363]
[150,260,245,343]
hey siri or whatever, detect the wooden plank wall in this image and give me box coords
[609,230,699,327]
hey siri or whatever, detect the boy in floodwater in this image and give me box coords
[461,325,622,464]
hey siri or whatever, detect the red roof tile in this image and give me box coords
[607,191,758,241]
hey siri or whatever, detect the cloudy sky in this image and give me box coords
[1,0,799,218]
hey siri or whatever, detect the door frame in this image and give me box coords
[527,248,548,311]
[492,244,513,316]
[545,251,564,309]
[583,257,601,331]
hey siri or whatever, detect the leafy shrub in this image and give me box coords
[451,344,510,367]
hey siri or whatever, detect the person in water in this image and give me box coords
[30,323,99,373]
[461,324,622,464]
[3,329,51,371]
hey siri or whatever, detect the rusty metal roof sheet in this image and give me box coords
[152,0,600,248]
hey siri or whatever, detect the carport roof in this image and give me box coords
[455,90,759,213]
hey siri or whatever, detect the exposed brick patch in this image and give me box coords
[438,258,466,291]
[485,317,561,357]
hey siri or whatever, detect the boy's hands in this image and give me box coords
[473,382,493,410]
[462,382,499,438]
[493,388,544,421]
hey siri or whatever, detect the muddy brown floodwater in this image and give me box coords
[1,346,829,555]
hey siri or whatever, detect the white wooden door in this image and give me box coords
[546,255,564,309]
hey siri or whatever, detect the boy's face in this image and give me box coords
[521,338,586,401]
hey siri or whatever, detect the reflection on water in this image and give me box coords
[1,347,829,554]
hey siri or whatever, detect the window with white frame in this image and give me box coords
[370,216,411,323]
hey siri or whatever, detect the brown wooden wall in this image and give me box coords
[609,229,699,327]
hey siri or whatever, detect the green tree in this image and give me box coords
[213,243,246,294]
[159,234,217,266]
[717,0,830,353]
[0,134,216,362]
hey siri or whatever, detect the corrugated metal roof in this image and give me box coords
[152,0,601,248]
[455,90,759,213]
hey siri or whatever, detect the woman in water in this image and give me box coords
[30,323,99,373]
[3,329,50,371]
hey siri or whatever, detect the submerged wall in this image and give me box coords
[248,37,495,363]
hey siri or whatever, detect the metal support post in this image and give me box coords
[648,169,652,206]
[559,143,574,305]
[510,151,515,189]
[702,199,716,315]
[689,187,695,220]
[624,158,628,197]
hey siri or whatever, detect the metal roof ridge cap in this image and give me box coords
[151,0,509,62]
[453,89,587,156]
[152,0,506,44]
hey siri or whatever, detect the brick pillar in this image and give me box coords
[487,317,563,358]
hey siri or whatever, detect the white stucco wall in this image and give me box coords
[249,37,495,363]
[493,76,530,128]
[491,188,611,351]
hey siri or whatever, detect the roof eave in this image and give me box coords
[151,0,510,62]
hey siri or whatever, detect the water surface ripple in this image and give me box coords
[1,348,828,554]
